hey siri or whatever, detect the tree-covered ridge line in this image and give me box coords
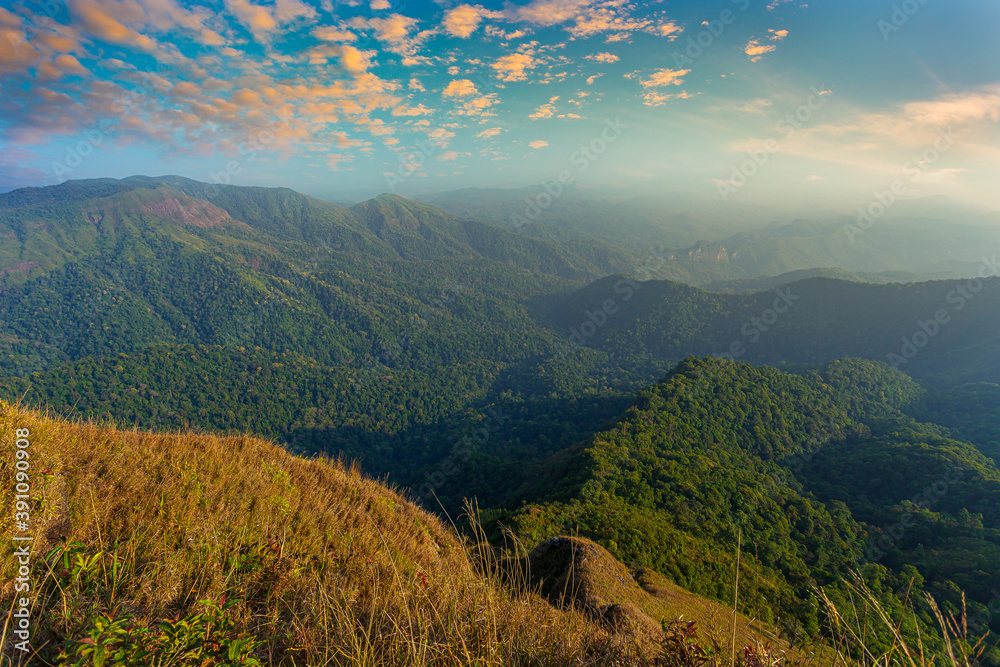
[501,357,1000,663]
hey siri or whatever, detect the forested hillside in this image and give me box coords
[3,178,1000,664]
[501,357,1000,663]
[4,178,1000,515]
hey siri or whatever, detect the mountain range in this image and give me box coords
[2,176,1000,663]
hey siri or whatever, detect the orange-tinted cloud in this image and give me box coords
[68,0,158,51]
[641,68,689,88]
[442,79,478,97]
[530,95,558,119]
[491,52,537,82]
[745,28,788,62]
[443,4,504,38]
[585,52,618,63]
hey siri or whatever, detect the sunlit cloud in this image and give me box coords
[529,95,559,119]
[442,79,478,97]
[443,4,504,38]
[491,52,538,82]
[745,28,788,62]
[640,68,689,88]
[585,52,619,63]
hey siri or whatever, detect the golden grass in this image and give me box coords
[0,403,642,665]
[818,573,994,667]
[3,401,986,667]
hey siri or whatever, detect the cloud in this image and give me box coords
[586,73,603,85]
[585,52,618,63]
[0,9,43,75]
[745,28,788,62]
[530,95,559,120]
[491,52,538,82]
[508,0,678,40]
[640,67,689,88]
[325,153,352,170]
[392,103,434,116]
[476,127,502,138]
[349,14,429,61]
[451,93,499,117]
[313,26,357,42]
[709,98,773,114]
[443,4,504,38]
[442,79,478,97]
[529,140,548,148]
[68,0,158,51]
[339,45,372,74]
[484,25,526,40]
[729,85,999,182]
[799,85,1000,150]
[436,150,458,160]
[643,90,692,107]
[370,0,389,9]
[510,0,588,26]
[224,0,276,40]
[135,0,228,45]
[408,77,425,91]
[656,21,682,38]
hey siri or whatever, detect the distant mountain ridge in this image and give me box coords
[424,187,1000,284]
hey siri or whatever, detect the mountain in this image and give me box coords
[500,357,1000,663]
[2,177,999,664]
[5,177,1000,521]
[420,186,780,250]
[701,267,924,293]
[0,177,671,514]
[544,274,1000,385]
[424,188,1000,285]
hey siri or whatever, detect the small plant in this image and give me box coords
[656,620,713,667]
[58,598,263,667]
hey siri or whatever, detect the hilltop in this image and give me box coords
[0,402,653,664]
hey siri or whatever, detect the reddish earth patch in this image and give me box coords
[141,195,247,229]
[0,260,39,278]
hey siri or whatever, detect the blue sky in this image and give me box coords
[1,0,999,209]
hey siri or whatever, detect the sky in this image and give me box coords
[1,0,999,210]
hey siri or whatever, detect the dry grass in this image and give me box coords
[3,401,983,666]
[0,402,644,665]
[818,573,994,667]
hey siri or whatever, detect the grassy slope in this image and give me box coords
[0,402,654,666]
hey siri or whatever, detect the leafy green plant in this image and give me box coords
[58,598,263,667]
